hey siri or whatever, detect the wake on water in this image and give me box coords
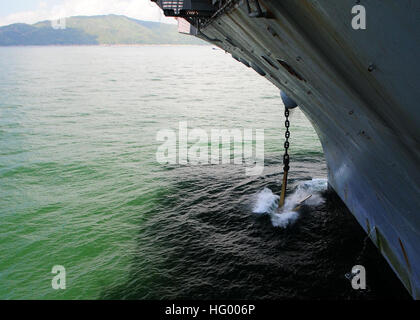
[252,179,328,228]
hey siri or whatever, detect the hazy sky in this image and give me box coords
[0,0,175,26]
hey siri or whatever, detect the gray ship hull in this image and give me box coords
[194,0,420,298]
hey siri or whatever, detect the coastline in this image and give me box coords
[0,43,211,47]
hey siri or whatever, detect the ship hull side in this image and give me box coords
[198,0,420,298]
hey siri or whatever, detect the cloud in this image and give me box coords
[0,0,176,26]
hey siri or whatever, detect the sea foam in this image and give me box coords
[252,179,328,228]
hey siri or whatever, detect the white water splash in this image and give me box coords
[252,179,328,228]
[253,188,279,214]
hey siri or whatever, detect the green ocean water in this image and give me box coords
[0,46,408,300]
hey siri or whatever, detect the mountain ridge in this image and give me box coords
[0,15,206,46]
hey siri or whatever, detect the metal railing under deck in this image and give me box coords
[152,0,216,18]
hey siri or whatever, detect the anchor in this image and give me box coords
[291,195,312,212]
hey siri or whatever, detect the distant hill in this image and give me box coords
[0,15,206,46]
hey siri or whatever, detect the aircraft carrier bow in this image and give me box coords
[152,0,420,299]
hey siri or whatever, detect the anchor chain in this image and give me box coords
[279,107,291,208]
[283,108,291,172]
